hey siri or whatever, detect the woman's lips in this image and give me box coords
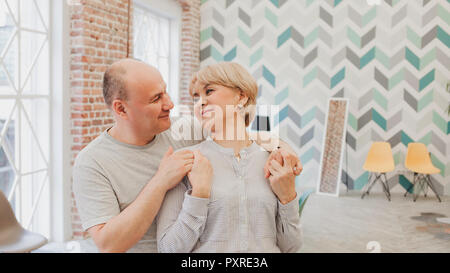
[202,109,213,116]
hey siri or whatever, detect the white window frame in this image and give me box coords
[134,0,181,114]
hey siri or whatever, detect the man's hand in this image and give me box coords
[154,146,194,191]
[188,150,213,198]
[264,148,302,179]
[267,150,297,205]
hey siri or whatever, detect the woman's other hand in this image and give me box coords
[188,150,213,198]
[267,150,297,205]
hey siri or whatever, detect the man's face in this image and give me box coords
[122,64,174,138]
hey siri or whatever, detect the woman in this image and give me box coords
[156,62,302,253]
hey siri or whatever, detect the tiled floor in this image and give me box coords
[299,190,450,253]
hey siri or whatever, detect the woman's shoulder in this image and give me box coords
[174,140,208,153]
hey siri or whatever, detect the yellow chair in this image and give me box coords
[404,143,441,202]
[361,142,395,201]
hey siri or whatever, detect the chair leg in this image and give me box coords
[404,173,416,197]
[381,173,391,201]
[361,173,377,199]
[425,175,441,202]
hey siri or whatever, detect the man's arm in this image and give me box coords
[76,147,194,253]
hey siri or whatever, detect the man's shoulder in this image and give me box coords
[74,131,109,167]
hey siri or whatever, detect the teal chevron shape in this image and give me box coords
[401,131,413,146]
[448,121,450,135]
[399,175,413,193]
[262,66,276,87]
[304,27,319,48]
[277,27,291,48]
[275,87,289,105]
[372,109,387,131]
[265,7,277,27]
[419,69,435,91]
[303,67,316,87]
[353,172,369,190]
[438,5,450,25]
[200,27,212,43]
[301,107,317,128]
[432,111,448,134]
[300,146,321,166]
[334,0,343,7]
[330,67,345,88]
[200,45,224,62]
[348,113,357,131]
[238,27,251,47]
[270,0,287,8]
[437,26,450,48]
[360,48,376,68]
[250,47,263,66]
[405,47,420,70]
[224,46,236,61]
[373,89,388,111]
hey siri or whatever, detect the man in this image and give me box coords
[73,59,302,253]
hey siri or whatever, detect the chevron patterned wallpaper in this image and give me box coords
[199,0,450,195]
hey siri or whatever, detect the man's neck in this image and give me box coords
[108,125,156,146]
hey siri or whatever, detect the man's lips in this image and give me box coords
[159,113,170,119]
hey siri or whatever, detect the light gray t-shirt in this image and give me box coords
[72,116,202,253]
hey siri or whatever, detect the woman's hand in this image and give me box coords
[264,148,303,179]
[155,147,194,191]
[267,150,297,205]
[188,151,213,198]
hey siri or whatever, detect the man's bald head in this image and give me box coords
[103,58,159,107]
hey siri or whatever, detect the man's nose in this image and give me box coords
[162,93,174,110]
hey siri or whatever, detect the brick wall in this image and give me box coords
[69,0,201,239]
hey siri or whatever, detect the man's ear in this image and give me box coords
[111,99,128,119]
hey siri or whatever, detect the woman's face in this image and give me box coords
[192,83,246,134]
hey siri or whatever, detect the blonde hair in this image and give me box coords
[189,62,258,127]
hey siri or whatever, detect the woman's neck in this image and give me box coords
[213,125,253,157]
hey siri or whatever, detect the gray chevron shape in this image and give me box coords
[291,27,305,48]
[346,47,361,68]
[404,89,418,111]
[422,26,438,48]
[430,131,447,152]
[320,6,333,27]
[390,48,405,69]
[213,8,225,28]
[436,48,450,68]
[212,27,224,47]
[384,0,395,7]
[238,8,251,28]
[404,69,420,91]
[392,5,407,27]
[332,47,346,67]
[423,0,432,6]
[387,130,402,148]
[371,129,384,142]
[386,110,402,131]
[200,45,211,62]
[251,27,264,47]
[333,88,345,98]
[357,109,372,131]
[346,132,356,150]
[300,126,315,146]
[361,27,376,48]
[226,0,235,8]
[358,89,373,110]
[318,27,333,48]
[347,6,363,27]
[251,0,263,8]
[374,68,389,90]
[290,47,318,68]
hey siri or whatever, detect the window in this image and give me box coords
[0,0,51,238]
[133,0,181,109]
